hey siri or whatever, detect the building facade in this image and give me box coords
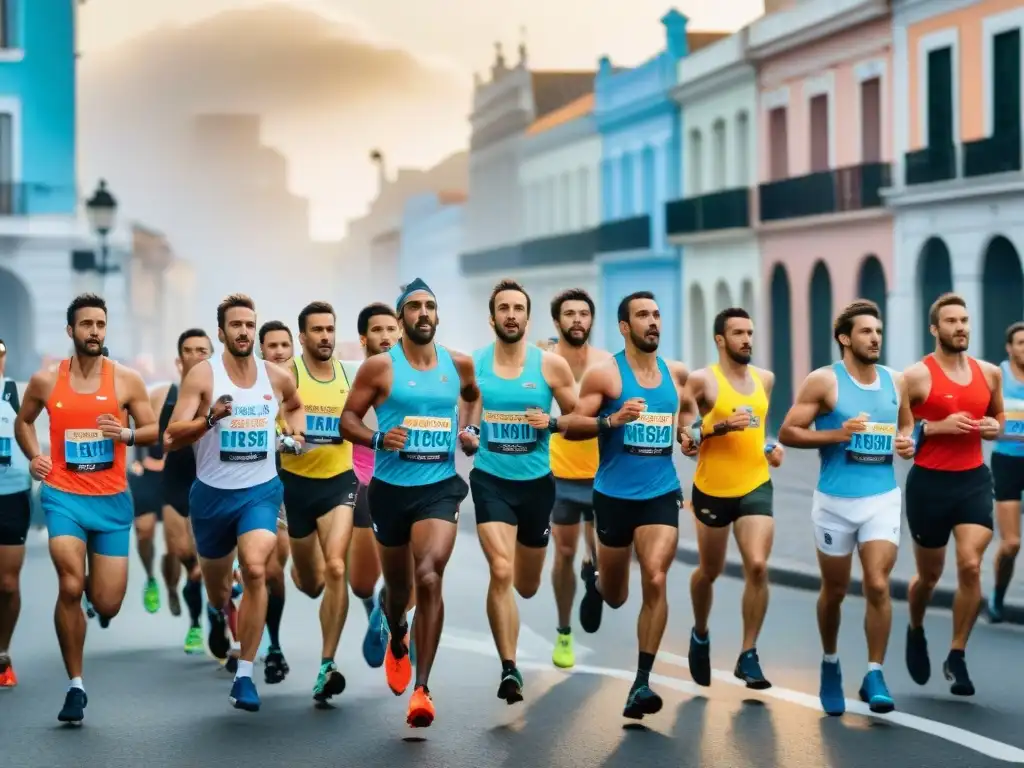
[885,0,1024,368]
[667,28,761,369]
[750,0,894,426]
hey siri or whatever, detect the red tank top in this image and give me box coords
[46,358,128,495]
[912,355,990,471]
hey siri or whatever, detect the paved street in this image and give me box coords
[4,521,1024,768]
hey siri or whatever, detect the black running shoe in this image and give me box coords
[58,688,88,725]
[207,605,230,660]
[905,625,930,685]
[943,652,975,696]
[688,629,711,687]
[578,561,603,634]
[264,648,288,684]
[623,684,663,719]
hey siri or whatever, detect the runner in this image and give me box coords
[0,338,32,688]
[351,302,401,669]
[165,293,305,712]
[677,307,783,690]
[903,293,1003,696]
[565,290,689,719]
[257,320,294,683]
[13,293,158,724]
[160,329,212,656]
[778,300,916,714]
[988,320,1024,623]
[277,301,360,703]
[462,279,577,703]
[546,288,608,669]
[341,277,477,728]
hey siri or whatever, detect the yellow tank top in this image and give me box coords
[279,357,352,479]
[550,433,598,480]
[693,365,770,498]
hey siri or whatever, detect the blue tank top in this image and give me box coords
[814,362,899,498]
[594,352,680,501]
[472,343,554,481]
[0,378,31,495]
[373,343,460,487]
[994,361,1024,457]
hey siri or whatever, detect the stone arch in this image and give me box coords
[916,237,954,356]
[689,283,707,368]
[689,128,704,195]
[981,235,1024,362]
[713,279,732,314]
[740,278,755,326]
[809,260,833,370]
[0,268,36,380]
[769,264,793,433]
[857,255,887,363]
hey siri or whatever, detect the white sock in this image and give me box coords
[868,662,883,672]
[823,653,839,664]
[373,577,384,600]
[69,677,84,690]
[235,660,254,680]
[407,606,416,625]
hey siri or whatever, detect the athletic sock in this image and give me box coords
[635,651,654,688]
[266,591,285,648]
[361,596,375,617]
[235,660,254,680]
[867,662,882,672]
[823,653,839,664]
[69,677,84,691]
[183,578,203,628]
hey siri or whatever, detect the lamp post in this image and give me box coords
[84,179,118,293]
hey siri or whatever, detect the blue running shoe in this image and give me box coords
[819,660,845,716]
[362,593,387,668]
[230,676,261,712]
[734,648,772,690]
[858,669,895,713]
[82,595,96,619]
[988,588,1004,624]
[58,687,88,725]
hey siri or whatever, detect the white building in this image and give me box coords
[667,28,761,368]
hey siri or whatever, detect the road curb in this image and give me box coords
[675,542,1024,626]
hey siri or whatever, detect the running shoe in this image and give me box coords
[143,577,160,614]
[362,592,387,668]
[905,625,930,685]
[943,652,975,696]
[858,669,894,713]
[497,666,524,704]
[734,648,771,689]
[312,660,346,702]
[264,647,289,684]
[407,685,435,728]
[578,562,603,634]
[229,676,261,712]
[207,604,230,660]
[551,631,575,669]
[184,626,205,655]
[0,654,17,688]
[688,628,711,687]
[819,660,845,716]
[58,688,87,724]
[623,684,663,719]
[384,632,412,696]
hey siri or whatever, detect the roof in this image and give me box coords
[687,31,731,52]
[527,93,594,136]
[530,71,596,120]
[437,190,467,204]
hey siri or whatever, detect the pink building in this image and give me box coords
[749,0,893,426]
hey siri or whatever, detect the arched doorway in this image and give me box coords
[982,236,1024,362]
[740,279,755,316]
[858,255,888,363]
[809,260,833,370]
[714,280,732,314]
[689,283,707,368]
[769,264,793,433]
[917,237,954,356]
[0,268,35,380]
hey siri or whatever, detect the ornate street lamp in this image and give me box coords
[85,179,118,278]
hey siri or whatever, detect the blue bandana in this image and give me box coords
[396,278,436,310]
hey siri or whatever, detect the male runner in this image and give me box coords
[278,301,360,703]
[903,293,1002,695]
[778,301,916,714]
[989,321,1024,623]
[546,288,607,668]
[165,294,305,712]
[351,303,401,668]
[677,307,783,690]
[159,329,212,655]
[461,279,576,704]
[565,291,688,719]
[14,293,158,724]
[341,277,477,728]
[0,338,33,687]
[257,320,295,682]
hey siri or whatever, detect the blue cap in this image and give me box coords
[396,278,435,311]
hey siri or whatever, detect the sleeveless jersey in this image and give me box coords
[279,357,352,479]
[594,352,680,501]
[194,355,279,490]
[45,358,128,495]
[694,364,771,498]
[473,342,554,481]
[373,343,460,488]
[550,362,598,480]
[162,383,196,486]
[814,362,900,498]
[0,378,30,494]
[912,355,990,471]
[994,360,1024,457]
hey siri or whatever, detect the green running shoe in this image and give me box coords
[143,578,160,614]
[184,626,205,655]
[312,660,346,703]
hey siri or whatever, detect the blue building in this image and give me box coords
[594,9,693,358]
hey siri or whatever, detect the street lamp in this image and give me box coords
[85,179,118,285]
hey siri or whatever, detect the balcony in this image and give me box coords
[963,132,1022,178]
[0,182,74,215]
[758,162,891,222]
[596,214,651,253]
[666,187,749,236]
[904,144,956,186]
[459,228,599,276]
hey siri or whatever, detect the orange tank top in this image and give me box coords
[46,358,128,495]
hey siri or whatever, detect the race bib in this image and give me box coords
[399,415,452,463]
[219,410,270,463]
[304,405,342,446]
[0,436,11,466]
[623,412,674,456]
[64,429,114,472]
[1003,398,1024,439]
[846,422,896,464]
[483,410,537,455]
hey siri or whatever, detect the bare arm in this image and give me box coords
[268,364,305,437]
[778,369,843,448]
[678,369,705,430]
[986,361,1005,425]
[894,372,915,436]
[562,365,613,440]
[13,372,51,460]
[759,368,777,431]
[165,362,214,451]
[452,352,481,432]
[121,368,159,446]
[544,353,578,426]
[341,355,387,448]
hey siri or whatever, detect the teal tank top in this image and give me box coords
[373,343,460,487]
[0,378,31,494]
[995,360,1024,457]
[473,343,554,481]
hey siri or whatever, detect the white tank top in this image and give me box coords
[194,355,279,490]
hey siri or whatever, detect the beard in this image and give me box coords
[403,317,436,345]
[630,328,659,353]
[226,336,253,358]
[495,322,525,343]
[725,346,752,365]
[74,337,104,357]
[851,346,880,364]
[559,324,590,348]
[938,333,968,354]
[308,344,334,361]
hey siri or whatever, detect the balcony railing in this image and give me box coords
[459,229,599,276]
[0,182,75,215]
[597,214,651,253]
[665,187,749,235]
[963,132,1022,178]
[758,162,891,222]
[904,144,956,186]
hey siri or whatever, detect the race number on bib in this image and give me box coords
[0,436,11,466]
[1003,399,1024,440]
[846,422,895,464]
[64,429,115,472]
[219,413,270,463]
[623,412,674,457]
[304,406,342,446]
[399,415,452,463]
[483,410,536,454]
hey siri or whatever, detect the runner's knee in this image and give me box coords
[324,555,346,585]
[861,574,889,605]
[1000,535,1021,559]
[640,569,667,603]
[0,570,18,594]
[488,556,513,591]
[745,559,768,585]
[58,573,85,601]
[956,557,982,587]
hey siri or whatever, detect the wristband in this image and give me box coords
[764,441,776,454]
[205,413,216,430]
[547,416,560,434]
[461,425,481,437]
[597,415,612,433]
[121,428,136,447]
[371,431,385,451]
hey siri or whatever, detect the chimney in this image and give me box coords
[598,55,612,75]
[369,149,386,196]
[661,8,689,59]
[491,42,507,79]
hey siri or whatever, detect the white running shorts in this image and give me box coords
[811,487,902,557]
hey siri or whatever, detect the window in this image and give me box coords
[712,119,727,190]
[689,129,703,194]
[768,107,788,180]
[735,111,750,185]
[809,94,830,172]
[620,154,635,217]
[641,146,655,213]
[601,159,614,221]
[993,29,1021,137]
[860,77,882,163]
[0,0,17,50]
[0,113,12,214]
[578,167,589,227]
[926,47,954,147]
[560,172,572,231]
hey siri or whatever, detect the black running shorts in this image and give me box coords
[592,488,682,548]
[367,474,468,548]
[129,469,163,520]
[550,478,595,526]
[905,464,993,549]
[991,453,1024,503]
[470,468,555,548]
[0,489,31,546]
[691,480,774,529]
[280,469,358,539]
[353,483,372,529]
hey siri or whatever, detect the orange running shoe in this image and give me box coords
[0,663,18,688]
[384,633,412,696]
[406,685,434,728]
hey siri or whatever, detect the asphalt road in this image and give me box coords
[3,525,1024,768]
